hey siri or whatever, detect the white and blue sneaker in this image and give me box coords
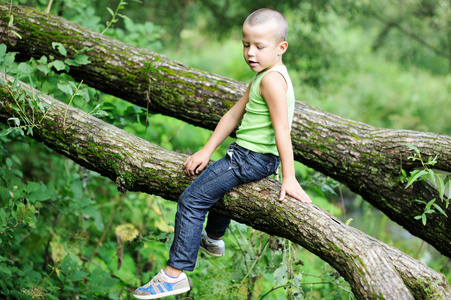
[199,231,225,257]
[133,269,190,299]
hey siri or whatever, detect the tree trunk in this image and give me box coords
[2,3,450,258]
[1,72,450,300]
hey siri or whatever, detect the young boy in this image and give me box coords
[133,8,312,299]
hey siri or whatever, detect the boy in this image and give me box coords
[133,8,312,299]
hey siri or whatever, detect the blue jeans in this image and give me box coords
[167,143,280,271]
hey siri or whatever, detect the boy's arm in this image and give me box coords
[260,72,312,204]
[184,84,252,176]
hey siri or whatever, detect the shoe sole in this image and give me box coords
[133,287,191,299]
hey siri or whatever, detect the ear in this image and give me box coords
[277,41,288,56]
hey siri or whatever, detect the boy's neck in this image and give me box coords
[256,62,284,76]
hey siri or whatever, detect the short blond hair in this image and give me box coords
[244,8,288,42]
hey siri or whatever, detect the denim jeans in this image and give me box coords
[167,143,280,271]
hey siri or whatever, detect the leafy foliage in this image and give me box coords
[401,144,450,225]
[0,139,119,299]
[0,42,108,137]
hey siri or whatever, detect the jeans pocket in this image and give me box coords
[242,151,279,181]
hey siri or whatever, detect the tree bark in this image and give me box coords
[2,3,450,258]
[1,72,451,300]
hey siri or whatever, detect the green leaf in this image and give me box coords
[27,182,54,202]
[11,31,22,39]
[5,158,13,168]
[37,101,45,113]
[0,44,7,58]
[37,55,48,64]
[427,155,438,166]
[66,270,87,282]
[4,52,17,66]
[74,55,90,65]
[405,170,428,188]
[427,169,436,187]
[94,110,108,117]
[12,75,20,89]
[0,255,12,263]
[414,199,427,205]
[118,13,131,20]
[0,127,18,137]
[446,181,451,205]
[424,198,436,211]
[421,213,427,225]
[7,118,20,126]
[50,60,67,71]
[437,176,445,201]
[36,64,50,75]
[8,15,14,27]
[274,262,288,285]
[52,42,67,56]
[0,262,12,275]
[432,203,448,217]
[64,58,77,66]
[113,266,140,286]
[401,169,407,178]
[106,7,115,16]
[88,269,119,292]
[57,83,73,95]
[18,62,34,74]
[405,144,420,155]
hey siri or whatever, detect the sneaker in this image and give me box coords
[199,231,225,257]
[133,269,190,299]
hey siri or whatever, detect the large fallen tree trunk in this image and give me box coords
[1,3,451,257]
[1,72,450,300]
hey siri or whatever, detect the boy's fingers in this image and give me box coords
[299,193,312,204]
[184,157,194,173]
[302,197,312,204]
[191,164,199,175]
[279,189,286,201]
[185,161,204,176]
[194,164,202,174]
[185,162,195,175]
[282,189,312,204]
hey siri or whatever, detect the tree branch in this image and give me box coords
[0,2,450,257]
[1,71,450,300]
[371,10,451,60]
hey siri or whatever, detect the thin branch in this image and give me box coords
[371,11,451,60]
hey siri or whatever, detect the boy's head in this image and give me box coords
[242,8,288,74]
[243,8,288,43]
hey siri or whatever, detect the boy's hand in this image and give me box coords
[279,176,312,204]
[184,149,211,176]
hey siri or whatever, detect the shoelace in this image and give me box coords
[141,273,164,289]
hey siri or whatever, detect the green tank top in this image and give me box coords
[236,65,295,156]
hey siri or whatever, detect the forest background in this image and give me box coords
[0,0,450,299]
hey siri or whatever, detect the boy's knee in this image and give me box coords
[177,192,195,210]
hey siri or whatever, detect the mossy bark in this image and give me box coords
[2,72,451,300]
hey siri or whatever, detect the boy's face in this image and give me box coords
[242,21,287,75]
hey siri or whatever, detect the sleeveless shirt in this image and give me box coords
[236,65,295,156]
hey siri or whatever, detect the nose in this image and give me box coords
[247,46,255,57]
